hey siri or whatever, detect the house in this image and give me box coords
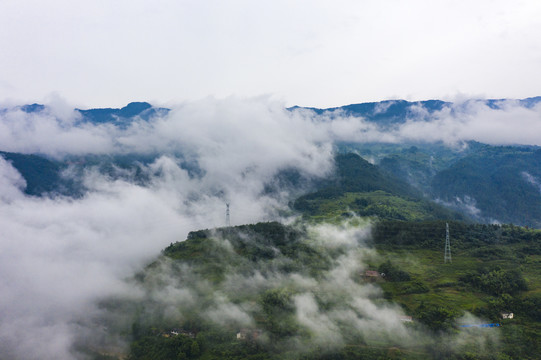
[237,328,262,341]
[236,329,248,340]
[501,312,514,319]
[362,270,382,281]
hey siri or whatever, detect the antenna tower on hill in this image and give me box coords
[444,222,452,263]
[226,203,230,227]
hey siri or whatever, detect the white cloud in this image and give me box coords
[314,99,541,146]
[0,97,340,359]
[522,171,541,194]
[395,100,541,146]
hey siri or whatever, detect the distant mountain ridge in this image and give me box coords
[290,99,448,126]
[8,96,541,127]
[10,101,170,126]
[76,101,170,124]
[291,96,541,126]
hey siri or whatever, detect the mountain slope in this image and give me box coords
[0,151,75,196]
[114,219,541,360]
[294,153,466,222]
[431,147,541,227]
[333,142,541,228]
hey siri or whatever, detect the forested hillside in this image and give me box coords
[110,220,541,360]
[431,147,541,227]
[293,153,466,222]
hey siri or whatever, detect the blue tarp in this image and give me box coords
[460,323,500,328]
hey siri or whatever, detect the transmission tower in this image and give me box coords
[444,222,452,263]
[226,203,230,227]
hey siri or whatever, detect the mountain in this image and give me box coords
[0,151,79,196]
[431,146,541,227]
[290,99,448,127]
[19,103,46,113]
[292,96,541,126]
[331,141,541,228]
[375,142,483,193]
[9,101,170,126]
[294,153,466,222]
[12,96,541,128]
[77,101,169,125]
[0,152,166,197]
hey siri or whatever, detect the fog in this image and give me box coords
[316,98,541,146]
[0,96,531,358]
[0,97,340,359]
[105,220,497,358]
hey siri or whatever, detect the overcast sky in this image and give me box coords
[1,0,540,108]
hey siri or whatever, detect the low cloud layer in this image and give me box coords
[1,97,540,162]
[395,100,541,146]
[311,99,541,146]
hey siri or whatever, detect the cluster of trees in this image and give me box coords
[378,260,411,282]
[372,220,541,251]
[130,334,200,360]
[164,222,331,280]
[414,303,458,332]
[459,267,528,296]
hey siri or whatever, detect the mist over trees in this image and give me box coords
[1,97,541,359]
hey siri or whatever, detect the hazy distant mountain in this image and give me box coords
[14,96,541,127]
[0,151,70,196]
[291,99,449,126]
[292,96,541,126]
[77,101,170,125]
[12,101,170,126]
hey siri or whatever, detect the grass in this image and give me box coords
[373,245,540,326]
[299,191,457,223]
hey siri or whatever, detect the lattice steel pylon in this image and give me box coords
[444,222,452,263]
[226,203,230,227]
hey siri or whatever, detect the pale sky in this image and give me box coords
[1,0,540,108]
